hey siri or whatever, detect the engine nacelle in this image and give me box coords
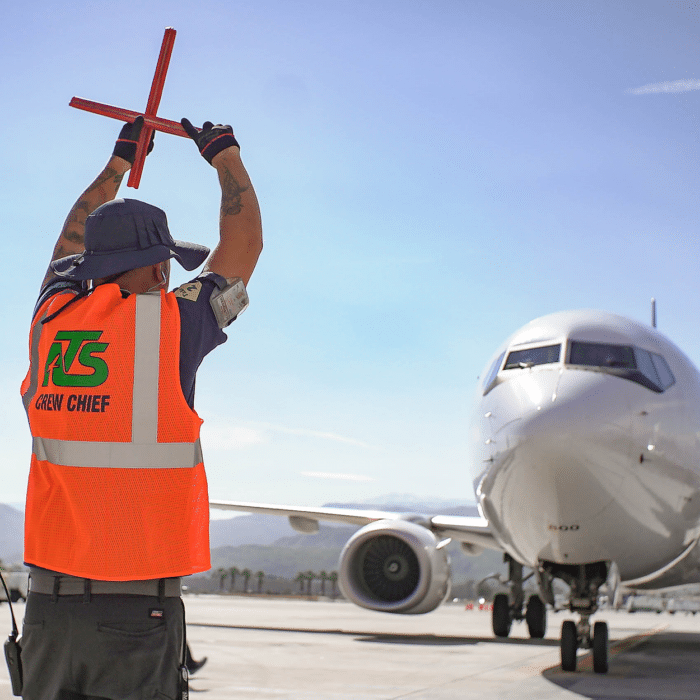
[338,519,451,614]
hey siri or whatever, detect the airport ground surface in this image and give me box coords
[2,595,700,699]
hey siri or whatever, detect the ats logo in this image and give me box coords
[42,330,109,388]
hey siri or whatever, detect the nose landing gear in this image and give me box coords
[551,561,610,673]
[560,615,609,673]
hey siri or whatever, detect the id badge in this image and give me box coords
[210,278,249,328]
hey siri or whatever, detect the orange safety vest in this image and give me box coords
[20,285,210,581]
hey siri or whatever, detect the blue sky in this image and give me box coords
[2,1,700,509]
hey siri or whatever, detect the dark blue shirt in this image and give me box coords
[35,272,229,408]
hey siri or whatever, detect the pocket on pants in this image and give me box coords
[91,620,173,697]
[97,621,166,638]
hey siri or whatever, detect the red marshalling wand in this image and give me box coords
[70,27,189,188]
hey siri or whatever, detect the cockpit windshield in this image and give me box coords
[503,344,561,370]
[567,341,675,393]
[569,342,634,369]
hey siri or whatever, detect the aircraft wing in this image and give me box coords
[428,515,504,552]
[210,499,408,532]
[209,500,503,551]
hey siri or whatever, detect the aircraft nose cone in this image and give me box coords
[478,370,634,564]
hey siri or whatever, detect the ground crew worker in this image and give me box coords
[19,115,262,699]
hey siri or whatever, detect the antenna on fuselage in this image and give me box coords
[651,298,657,328]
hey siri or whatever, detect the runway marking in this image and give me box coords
[576,624,669,672]
[522,624,671,676]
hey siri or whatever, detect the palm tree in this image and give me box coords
[306,570,316,595]
[242,568,252,593]
[256,570,265,594]
[328,571,338,598]
[229,567,240,593]
[295,572,305,594]
[217,568,227,592]
[319,570,328,596]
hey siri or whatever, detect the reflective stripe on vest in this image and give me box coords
[32,435,203,469]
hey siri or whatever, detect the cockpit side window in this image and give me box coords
[651,353,675,390]
[633,348,660,387]
[567,340,675,393]
[503,344,560,370]
[482,351,506,395]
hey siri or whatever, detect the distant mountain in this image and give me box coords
[273,526,358,549]
[0,504,24,565]
[210,539,348,580]
[209,513,300,548]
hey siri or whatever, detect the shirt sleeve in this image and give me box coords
[174,272,231,408]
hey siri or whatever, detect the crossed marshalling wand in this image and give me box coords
[69,27,196,188]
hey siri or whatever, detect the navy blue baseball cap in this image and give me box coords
[51,199,210,281]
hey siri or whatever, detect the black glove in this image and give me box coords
[112,116,155,164]
[181,118,240,164]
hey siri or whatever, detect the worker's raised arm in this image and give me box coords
[42,117,153,288]
[181,119,263,285]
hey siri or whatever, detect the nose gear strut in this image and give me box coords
[544,561,610,673]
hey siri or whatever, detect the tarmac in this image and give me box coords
[1,595,700,699]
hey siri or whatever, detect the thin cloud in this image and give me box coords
[200,420,375,450]
[301,471,376,482]
[627,79,700,95]
[259,423,375,449]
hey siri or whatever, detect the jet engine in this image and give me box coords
[338,519,451,614]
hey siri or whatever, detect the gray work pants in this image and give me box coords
[20,592,184,700]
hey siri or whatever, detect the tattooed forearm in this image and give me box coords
[42,159,130,287]
[61,199,90,240]
[220,166,250,217]
[59,166,126,240]
[91,167,125,195]
[49,242,70,262]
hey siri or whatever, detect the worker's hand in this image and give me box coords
[181,118,240,164]
[112,116,155,165]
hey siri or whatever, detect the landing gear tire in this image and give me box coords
[526,595,547,639]
[593,621,609,674]
[561,620,577,672]
[492,593,512,638]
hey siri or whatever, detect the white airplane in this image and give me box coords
[211,308,700,674]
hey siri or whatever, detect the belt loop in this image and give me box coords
[51,576,60,603]
[158,578,166,604]
[83,579,92,604]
